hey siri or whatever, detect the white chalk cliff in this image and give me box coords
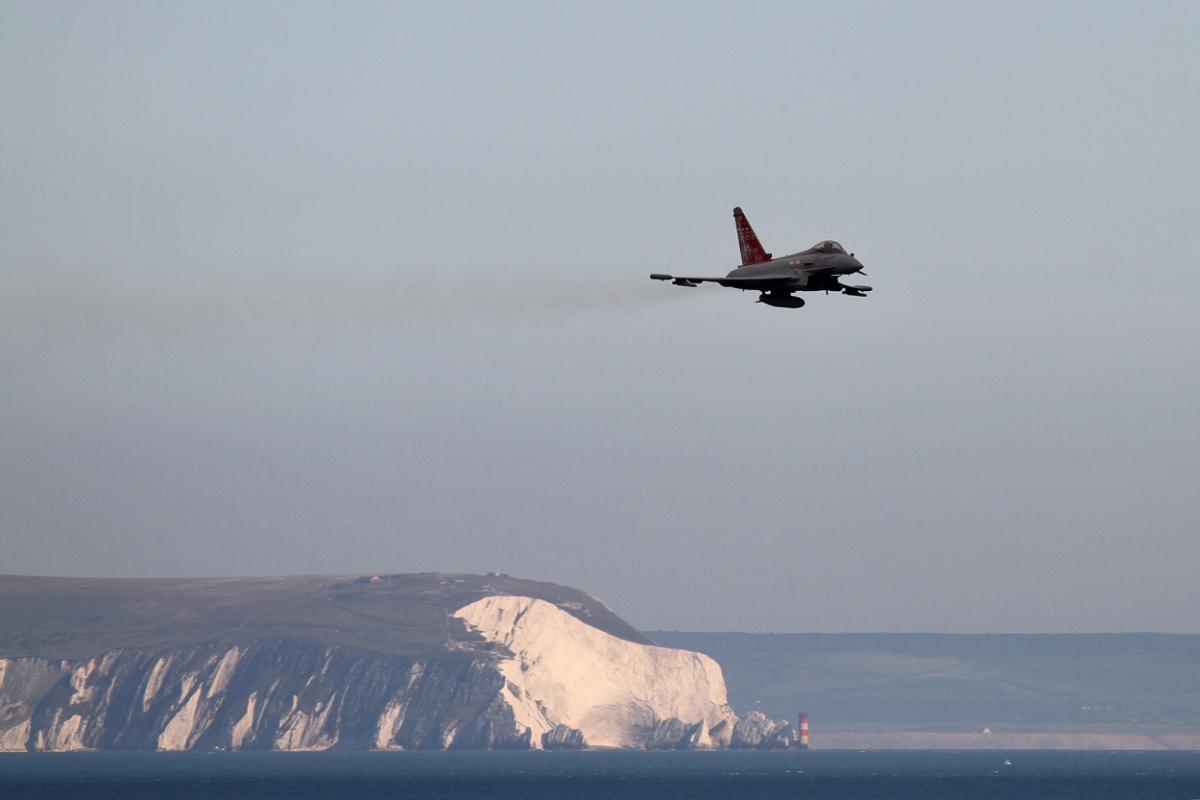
[455,595,737,748]
[0,574,753,751]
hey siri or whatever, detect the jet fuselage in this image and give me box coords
[649,207,873,307]
[724,248,864,292]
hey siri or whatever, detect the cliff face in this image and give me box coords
[455,596,736,749]
[0,574,744,752]
[0,640,528,751]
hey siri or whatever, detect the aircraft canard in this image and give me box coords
[650,207,871,308]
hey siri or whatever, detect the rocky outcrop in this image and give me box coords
[707,718,733,748]
[730,710,795,749]
[541,724,587,750]
[645,717,708,750]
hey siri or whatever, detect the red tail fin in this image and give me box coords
[734,207,772,265]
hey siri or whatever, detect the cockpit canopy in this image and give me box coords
[810,240,846,254]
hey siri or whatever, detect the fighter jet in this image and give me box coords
[650,207,871,308]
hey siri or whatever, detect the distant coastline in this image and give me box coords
[809,731,1200,751]
[651,631,1200,750]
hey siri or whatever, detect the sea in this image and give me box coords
[2,750,1199,800]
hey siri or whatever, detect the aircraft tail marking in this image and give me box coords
[734,207,772,265]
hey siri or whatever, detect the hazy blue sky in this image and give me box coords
[3,1,1198,633]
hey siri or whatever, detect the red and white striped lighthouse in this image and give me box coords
[798,712,810,750]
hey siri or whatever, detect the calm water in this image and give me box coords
[2,750,1199,800]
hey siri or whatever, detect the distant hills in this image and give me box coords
[649,631,1200,732]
